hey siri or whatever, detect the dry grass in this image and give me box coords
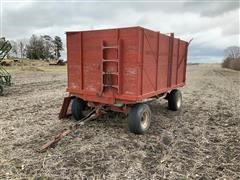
[4,60,66,73]
[0,64,239,179]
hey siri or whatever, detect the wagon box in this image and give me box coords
[60,26,190,134]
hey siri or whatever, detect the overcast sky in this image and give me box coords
[1,0,239,63]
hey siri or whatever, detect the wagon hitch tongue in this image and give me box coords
[38,108,102,153]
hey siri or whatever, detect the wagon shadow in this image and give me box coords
[90,100,184,136]
[93,112,128,132]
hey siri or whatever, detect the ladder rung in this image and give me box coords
[111,85,119,89]
[103,85,119,88]
[103,59,119,62]
[102,46,118,49]
[102,72,119,75]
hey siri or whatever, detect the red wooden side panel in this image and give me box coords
[82,29,117,95]
[67,32,82,91]
[171,38,178,87]
[67,27,140,104]
[177,41,188,84]
[119,28,140,96]
[66,27,188,104]
[142,29,158,95]
[157,34,187,92]
[157,34,169,90]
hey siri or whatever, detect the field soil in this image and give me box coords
[0,64,239,179]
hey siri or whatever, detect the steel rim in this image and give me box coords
[141,111,149,129]
[177,97,181,108]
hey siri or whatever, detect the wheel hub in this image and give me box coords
[141,111,149,129]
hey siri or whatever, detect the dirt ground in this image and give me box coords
[0,64,239,179]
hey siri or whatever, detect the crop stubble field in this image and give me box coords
[0,64,239,179]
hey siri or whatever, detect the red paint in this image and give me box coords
[66,27,189,105]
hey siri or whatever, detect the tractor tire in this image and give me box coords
[71,98,86,120]
[0,85,3,96]
[168,89,182,111]
[128,103,151,134]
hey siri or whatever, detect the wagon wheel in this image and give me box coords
[71,98,86,120]
[167,89,182,111]
[0,85,3,96]
[128,103,151,134]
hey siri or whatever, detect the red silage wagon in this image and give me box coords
[60,26,190,134]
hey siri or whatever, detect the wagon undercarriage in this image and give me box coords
[59,88,182,134]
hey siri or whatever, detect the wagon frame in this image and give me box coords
[60,26,190,134]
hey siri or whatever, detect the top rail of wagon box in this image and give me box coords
[65,27,188,44]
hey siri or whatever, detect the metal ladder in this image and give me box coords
[100,40,121,95]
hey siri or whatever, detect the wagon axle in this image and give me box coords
[39,89,182,152]
[59,89,182,134]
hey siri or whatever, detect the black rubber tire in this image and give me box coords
[168,89,182,111]
[71,98,86,120]
[0,85,3,96]
[128,103,151,134]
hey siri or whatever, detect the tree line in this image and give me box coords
[10,34,63,60]
[222,46,240,71]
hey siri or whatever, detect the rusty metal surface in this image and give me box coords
[59,96,74,119]
[66,27,189,104]
[38,129,71,153]
[40,108,100,153]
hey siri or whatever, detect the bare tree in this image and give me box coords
[222,46,240,70]
[19,38,28,59]
[10,40,18,58]
[224,46,240,59]
[19,41,24,58]
[42,35,54,60]
[19,41,25,70]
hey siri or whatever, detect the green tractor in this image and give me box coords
[0,37,12,95]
